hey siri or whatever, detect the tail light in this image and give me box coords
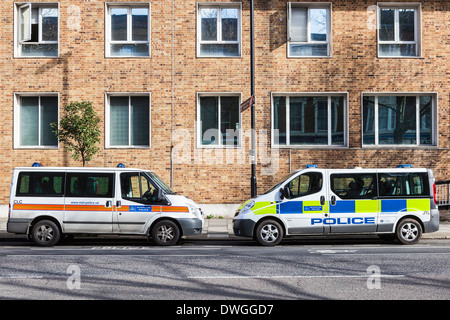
[8,203,11,219]
[433,183,437,205]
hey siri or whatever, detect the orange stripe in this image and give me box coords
[14,204,64,211]
[161,206,189,212]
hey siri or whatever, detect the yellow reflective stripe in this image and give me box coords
[406,199,430,212]
[355,200,378,213]
[252,201,277,215]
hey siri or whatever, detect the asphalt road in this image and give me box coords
[0,237,449,301]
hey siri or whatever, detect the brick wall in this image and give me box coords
[0,0,448,206]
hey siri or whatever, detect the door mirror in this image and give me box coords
[156,188,164,202]
[280,185,291,199]
[279,188,285,200]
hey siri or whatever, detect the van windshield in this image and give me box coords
[146,172,176,194]
[263,171,299,195]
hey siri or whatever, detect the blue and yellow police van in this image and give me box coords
[233,165,439,245]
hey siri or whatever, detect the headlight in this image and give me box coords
[188,205,201,218]
[240,200,255,215]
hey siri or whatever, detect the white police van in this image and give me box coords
[7,164,204,246]
[233,165,439,245]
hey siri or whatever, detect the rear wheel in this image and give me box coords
[31,220,61,247]
[396,218,422,245]
[255,219,283,246]
[151,220,180,246]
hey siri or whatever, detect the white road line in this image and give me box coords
[187,274,405,279]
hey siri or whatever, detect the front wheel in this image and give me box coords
[396,218,422,245]
[151,220,181,246]
[255,220,284,246]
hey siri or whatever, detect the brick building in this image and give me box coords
[0,0,448,214]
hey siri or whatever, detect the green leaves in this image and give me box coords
[51,101,100,166]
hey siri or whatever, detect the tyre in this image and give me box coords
[31,220,61,247]
[255,219,283,246]
[396,218,422,245]
[151,220,180,246]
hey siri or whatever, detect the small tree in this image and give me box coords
[51,101,101,167]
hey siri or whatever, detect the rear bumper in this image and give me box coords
[7,218,31,234]
[423,209,440,233]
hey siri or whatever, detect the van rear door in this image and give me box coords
[64,171,115,233]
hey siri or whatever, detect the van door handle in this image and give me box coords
[320,196,325,206]
[331,196,336,206]
[116,200,121,208]
[105,200,112,208]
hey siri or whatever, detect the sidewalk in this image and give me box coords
[1,217,450,240]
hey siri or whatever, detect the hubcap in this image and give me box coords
[400,223,419,241]
[260,224,279,243]
[36,225,54,242]
[157,225,174,242]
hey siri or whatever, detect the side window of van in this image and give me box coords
[65,173,114,198]
[120,172,159,204]
[379,172,429,197]
[287,172,322,198]
[331,174,376,199]
[16,172,64,197]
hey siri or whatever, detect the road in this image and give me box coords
[0,236,449,301]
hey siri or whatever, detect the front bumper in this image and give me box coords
[233,219,256,238]
[178,218,203,236]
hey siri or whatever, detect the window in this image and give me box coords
[286,172,323,199]
[15,3,59,57]
[106,4,150,57]
[362,94,436,146]
[197,3,241,57]
[272,94,347,147]
[16,172,64,197]
[331,173,377,199]
[106,94,150,148]
[66,173,114,198]
[120,172,161,204]
[379,172,429,197]
[287,2,331,57]
[14,94,58,148]
[377,3,421,57]
[197,94,241,147]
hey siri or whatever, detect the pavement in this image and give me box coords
[1,216,450,241]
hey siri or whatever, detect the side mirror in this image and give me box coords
[156,188,164,202]
[279,188,285,200]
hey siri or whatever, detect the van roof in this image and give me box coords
[13,166,151,172]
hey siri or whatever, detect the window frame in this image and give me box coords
[377,2,421,58]
[13,92,59,149]
[196,92,242,148]
[361,92,438,147]
[271,92,349,148]
[287,2,332,58]
[105,92,152,149]
[14,2,60,58]
[105,2,151,58]
[196,2,242,58]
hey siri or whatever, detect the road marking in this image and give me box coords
[187,274,405,279]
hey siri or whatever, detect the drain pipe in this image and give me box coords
[170,0,175,188]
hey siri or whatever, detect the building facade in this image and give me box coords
[1,0,449,211]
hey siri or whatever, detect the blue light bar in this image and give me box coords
[117,163,126,168]
[396,164,413,168]
[305,164,317,168]
[32,162,43,167]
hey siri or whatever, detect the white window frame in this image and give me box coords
[377,2,421,58]
[361,92,438,147]
[14,92,60,149]
[196,2,242,58]
[287,2,332,58]
[105,93,152,148]
[196,92,242,148]
[14,2,60,58]
[271,92,349,148]
[105,2,151,58]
